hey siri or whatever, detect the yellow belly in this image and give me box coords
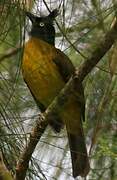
[22,38,65,107]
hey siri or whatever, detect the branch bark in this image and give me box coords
[15,20,117,180]
[0,46,21,63]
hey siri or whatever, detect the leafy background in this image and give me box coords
[0,0,117,179]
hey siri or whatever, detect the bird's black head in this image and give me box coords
[26,9,58,45]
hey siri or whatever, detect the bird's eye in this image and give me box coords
[39,22,44,27]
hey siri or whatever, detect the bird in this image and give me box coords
[22,9,90,178]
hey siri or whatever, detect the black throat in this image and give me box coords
[30,27,55,46]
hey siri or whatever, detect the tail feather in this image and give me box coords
[68,131,90,178]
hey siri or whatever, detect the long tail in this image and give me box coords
[68,126,90,178]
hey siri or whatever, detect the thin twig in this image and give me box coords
[0,45,21,63]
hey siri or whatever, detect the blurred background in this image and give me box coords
[0,0,117,179]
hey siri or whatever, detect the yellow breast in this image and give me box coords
[22,38,65,107]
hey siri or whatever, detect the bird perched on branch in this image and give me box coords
[22,9,90,178]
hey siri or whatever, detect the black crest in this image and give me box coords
[26,9,59,45]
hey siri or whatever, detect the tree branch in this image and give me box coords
[15,20,117,180]
[0,46,21,63]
